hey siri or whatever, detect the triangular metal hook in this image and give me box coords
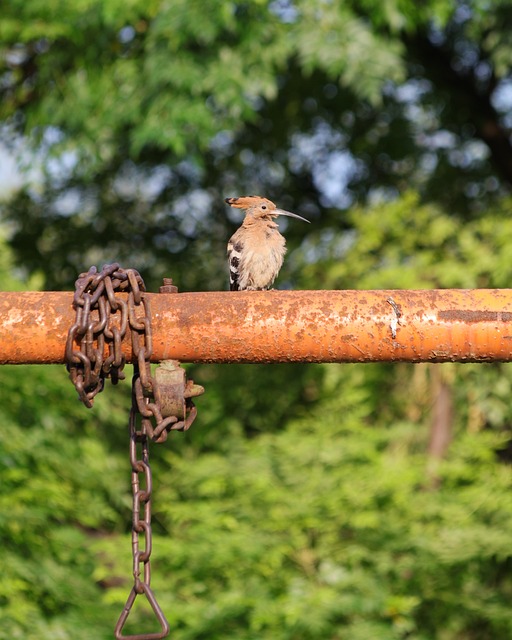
[114,585,170,639]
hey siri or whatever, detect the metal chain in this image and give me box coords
[66,264,174,639]
[113,372,170,640]
[67,263,203,638]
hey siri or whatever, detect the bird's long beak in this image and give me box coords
[274,209,310,223]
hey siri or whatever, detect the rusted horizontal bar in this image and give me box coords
[1,289,512,364]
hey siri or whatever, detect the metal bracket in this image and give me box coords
[155,360,204,431]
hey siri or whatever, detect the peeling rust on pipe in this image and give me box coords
[1,289,512,364]
[438,310,512,323]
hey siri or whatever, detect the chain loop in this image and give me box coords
[66,264,136,406]
[113,368,170,639]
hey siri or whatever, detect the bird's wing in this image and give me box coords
[227,237,243,291]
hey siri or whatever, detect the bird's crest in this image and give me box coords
[224,196,275,211]
[225,195,310,224]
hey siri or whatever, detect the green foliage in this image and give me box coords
[0,362,129,639]
[299,192,512,290]
[0,0,410,164]
[292,1,406,103]
[95,384,512,640]
[0,237,125,638]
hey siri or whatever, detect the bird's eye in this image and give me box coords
[261,205,267,210]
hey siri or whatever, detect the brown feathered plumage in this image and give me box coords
[225,196,309,291]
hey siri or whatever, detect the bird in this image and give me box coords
[225,195,310,291]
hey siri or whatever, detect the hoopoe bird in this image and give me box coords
[225,195,309,291]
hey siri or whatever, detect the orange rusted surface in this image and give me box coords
[1,289,512,364]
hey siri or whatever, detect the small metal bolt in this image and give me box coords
[160,277,178,294]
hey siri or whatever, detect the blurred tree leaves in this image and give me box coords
[298,191,512,290]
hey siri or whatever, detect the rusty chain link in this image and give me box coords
[113,380,170,640]
[66,263,136,407]
[65,263,204,639]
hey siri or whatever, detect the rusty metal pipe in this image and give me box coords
[1,289,512,364]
